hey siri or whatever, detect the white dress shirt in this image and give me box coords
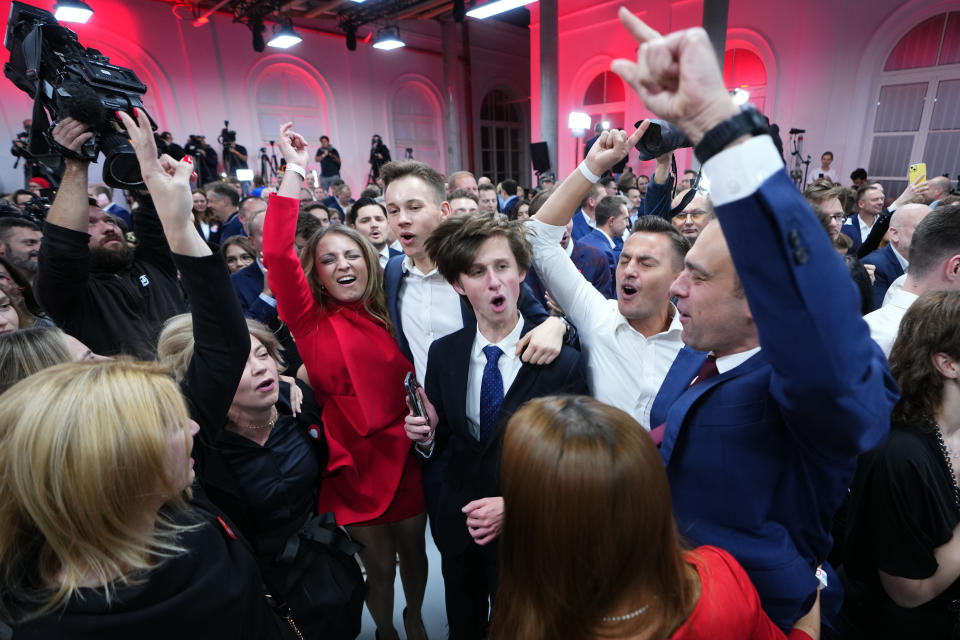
[883,273,907,306]
[890,245,909,272]
[465,316,524,439]
[526,219,684,428]
[858,215,875,243]
[378,246,391,269]
[716,346,762,374]
[864,287,918,357]
[399,256,464,382]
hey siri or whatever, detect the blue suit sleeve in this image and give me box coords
[643,175,674,220]
[717,169,896,460]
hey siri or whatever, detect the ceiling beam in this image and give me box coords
[305,0,348,18]
[417,1,453,19]
[393,0,448,20]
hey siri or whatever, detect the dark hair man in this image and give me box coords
[679,169,697,190]
[449,188,480,217]
[405,213,587,640]
[477,183,498,215]
[0,217,42,281]
[610,9,894,630]
[36,117,186,359]
[842,178,928,256]
[864,203,960,356]
[204,182,244,242]
[570,182,606,241]
[348,197,397,268]
[850,168,868,187]
[578,195,629,284]
[89,184,131,228]
[315,135,342,192]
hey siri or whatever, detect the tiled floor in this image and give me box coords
[357,522,448,639]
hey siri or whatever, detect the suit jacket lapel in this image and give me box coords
[660,351,768,465]
[445,327,474,442]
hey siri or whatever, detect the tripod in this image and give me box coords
[788,128,811,189]
[259,141,280,183]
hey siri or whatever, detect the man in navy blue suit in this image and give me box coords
[404,213,587,639]
[612,9,896,631]
[578,195,628,287]
[842,178,928,257]
[322,180,354,223]
[523,188,613,303]
[570,183,605,240]
[205,182,244,242]
[861,203,930,309]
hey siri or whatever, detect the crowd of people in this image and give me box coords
[1,8,960,640]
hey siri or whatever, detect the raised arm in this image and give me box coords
[119,109,247,438]
[643,152,675,219]
[45,118,93,233]
[262,123,316,337]
[612,9,895,456]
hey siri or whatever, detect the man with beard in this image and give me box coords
[36,117,186,359]
[0,218,42,282]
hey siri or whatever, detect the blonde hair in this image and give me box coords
[0,359,196,621]
[156,314,280,382]
[0,327,72,393]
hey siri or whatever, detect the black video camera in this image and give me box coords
[219,121,237,146]
[632,119,692,161]
[3,1,156,188]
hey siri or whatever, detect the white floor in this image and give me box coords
[357,523,448,639]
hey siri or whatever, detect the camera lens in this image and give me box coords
[101,132,144,188]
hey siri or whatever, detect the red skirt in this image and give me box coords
[348,451,425,527]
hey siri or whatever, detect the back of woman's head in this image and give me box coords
[492,396,692,640]
[0,359,194,619]
[0,327,72,393]
[889,290,960,428]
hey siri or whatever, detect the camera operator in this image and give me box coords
[314,135,341,192]
[11,119,63,190]
[156,131,185,161]
[368,134,391,181]
[35,116,186,359]
[10,118,30,161]
[183,134,219,185]
[219,124,248,177]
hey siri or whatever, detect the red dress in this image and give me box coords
[671,546,813,640]
[262,193,424,526]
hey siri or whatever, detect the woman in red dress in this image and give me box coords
[262,123,428,640]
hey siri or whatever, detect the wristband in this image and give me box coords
[578,161,601,184]
[285,163,306,180]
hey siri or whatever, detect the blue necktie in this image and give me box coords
[479,345,504,443]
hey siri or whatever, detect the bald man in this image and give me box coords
[925,176,952,208]
[861,203,932,309]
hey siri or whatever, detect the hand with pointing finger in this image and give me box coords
[611,8,738,145]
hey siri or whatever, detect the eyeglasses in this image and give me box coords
[674,210,707,221]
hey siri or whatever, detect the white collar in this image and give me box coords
[473,315,524,361]
[714,346,762,374]
[890,245,909,271]
[401,254,440,278]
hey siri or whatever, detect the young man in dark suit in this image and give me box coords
[404,213,588,640]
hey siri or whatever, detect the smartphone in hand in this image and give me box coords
[405,372,427,418]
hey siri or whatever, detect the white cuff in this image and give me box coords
[285,163,306,180]
[578,162,601,184]
[258,293,277,308]
[702,135,782,207]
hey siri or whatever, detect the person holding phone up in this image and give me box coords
[263,122,429,640]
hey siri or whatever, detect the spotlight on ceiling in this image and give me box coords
[267,23,303,49]
[372,26,405,50]
[466,0,537,20]
[54,0,93,23]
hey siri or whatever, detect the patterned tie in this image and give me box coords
[479,345,504,443]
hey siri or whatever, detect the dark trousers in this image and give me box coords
[441,541,499,640]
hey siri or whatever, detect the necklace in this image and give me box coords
[932,420,960,512]
[601,603,649,623]
[233,407,278,431]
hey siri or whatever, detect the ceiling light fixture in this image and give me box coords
[466,0,537,20]
[54,0,93,23]
[372,26,405,50]
[267,23,302,49]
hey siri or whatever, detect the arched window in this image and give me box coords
[254,64,328,160]
[723,48,767,113]
[582,71,625,132]
[391,81,444,174]
[865,12,960,196]
[480,89,522,184]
